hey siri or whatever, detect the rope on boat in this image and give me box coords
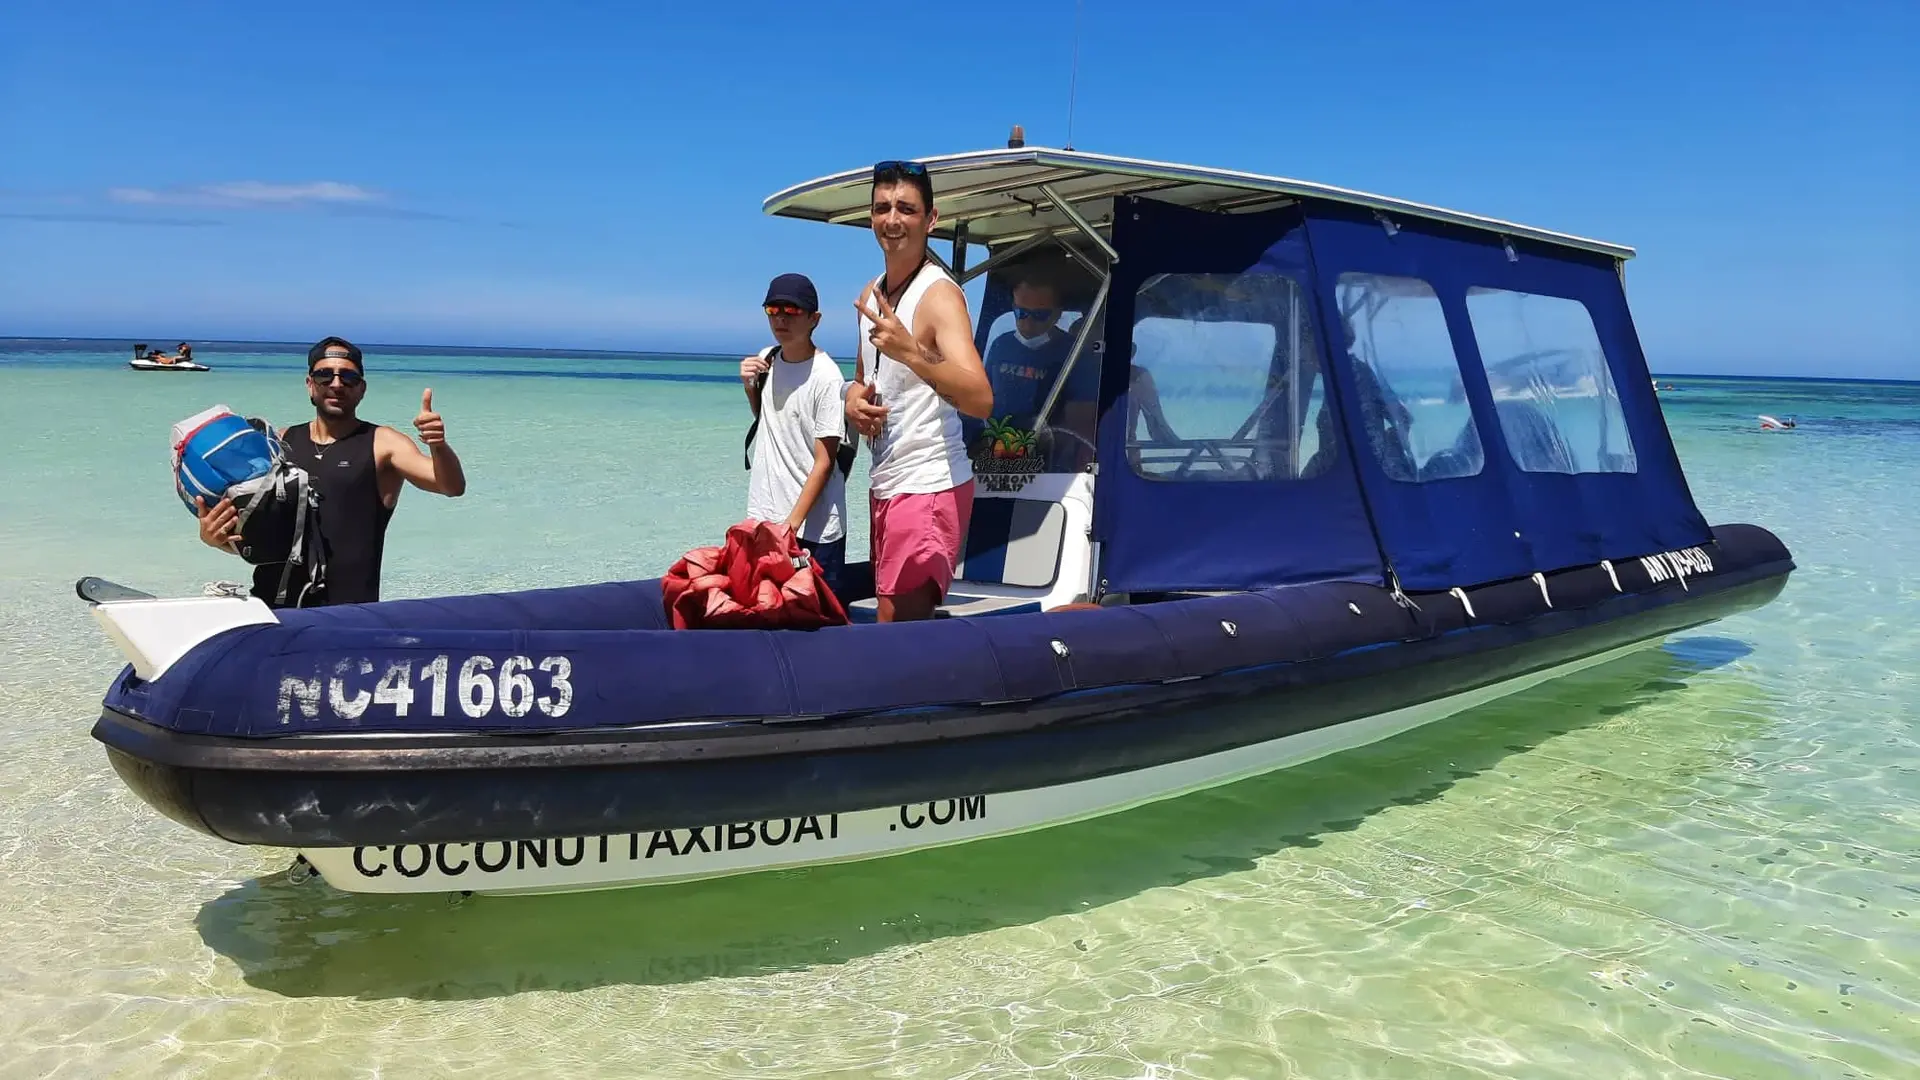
[1449,588,1475,619]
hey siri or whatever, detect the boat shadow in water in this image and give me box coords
[196,635,1760,1001]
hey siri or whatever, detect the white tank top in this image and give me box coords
[859,259,974,499]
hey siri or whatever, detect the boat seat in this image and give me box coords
[956,497,1068,589]
[844,496,1067,623]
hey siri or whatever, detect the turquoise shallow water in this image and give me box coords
[1,342,1915,1078]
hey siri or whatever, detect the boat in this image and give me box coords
[129,357,210,372]
[1758,414,1796,430]
[129,343,210,372]
[80,140,1795,897]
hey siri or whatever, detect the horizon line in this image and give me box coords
[2,335,1913,386]
[0,334,741,361]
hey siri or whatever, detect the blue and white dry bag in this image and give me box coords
[171,405,327,605]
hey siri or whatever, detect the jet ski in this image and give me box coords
[130,344,210,372]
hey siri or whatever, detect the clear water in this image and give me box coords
[1,342,1914,1078]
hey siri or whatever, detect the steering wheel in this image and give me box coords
[1041,425,1099,459]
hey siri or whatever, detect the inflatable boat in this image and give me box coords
[85,142,1794,897]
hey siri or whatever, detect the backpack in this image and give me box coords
[171,405,327,607]
[743,346,858,479]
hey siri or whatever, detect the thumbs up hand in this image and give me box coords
[413,388,446,446]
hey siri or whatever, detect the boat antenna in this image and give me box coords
[1064,0,1084,150]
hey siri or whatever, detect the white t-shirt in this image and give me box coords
[747,345,847,544]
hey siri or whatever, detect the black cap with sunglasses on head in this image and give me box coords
[307,336,364,373]
[762,273,818,314]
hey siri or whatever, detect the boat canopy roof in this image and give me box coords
[762,146,1636,262]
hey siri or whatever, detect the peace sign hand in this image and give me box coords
[413,388,446,446]
[856,290,917,364]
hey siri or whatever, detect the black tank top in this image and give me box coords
[253,421,395,606]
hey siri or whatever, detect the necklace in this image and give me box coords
[308,420,345,458]
[871,253,929,376]
[879,252,928,306]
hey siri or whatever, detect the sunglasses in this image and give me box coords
[309,367,364,387]
[873,159,928,178]
[763,303,810,317]
[1013,306,1057,321]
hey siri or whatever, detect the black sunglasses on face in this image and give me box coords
[310,367,364,387]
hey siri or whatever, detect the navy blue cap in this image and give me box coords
[763,273,818,312]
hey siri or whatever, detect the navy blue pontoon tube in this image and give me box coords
[1094,197,1385,593]
[1299,203,1711,591]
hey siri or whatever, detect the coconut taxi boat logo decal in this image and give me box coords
[971,417,1045,493]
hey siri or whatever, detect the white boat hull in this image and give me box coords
[298,637,1659,897]
[129,358,210,371]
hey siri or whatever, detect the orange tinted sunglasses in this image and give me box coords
[763,303,809,317]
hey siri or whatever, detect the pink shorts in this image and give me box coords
[871,480,975,600]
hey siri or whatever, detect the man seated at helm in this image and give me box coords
[965,270,1099,468]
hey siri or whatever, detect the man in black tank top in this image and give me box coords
[195,337,468,606]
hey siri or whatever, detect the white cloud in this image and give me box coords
[107,181,385,208]
[205,181,381,205]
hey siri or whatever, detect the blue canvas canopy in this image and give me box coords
[1095,194,1709,593]
[1093,198,1385,591]
[1297,203,1710,590]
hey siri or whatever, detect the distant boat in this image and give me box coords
[1758,414,1796,431]
[129,343,209,372]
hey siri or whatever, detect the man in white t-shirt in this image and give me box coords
[740,273,849,595]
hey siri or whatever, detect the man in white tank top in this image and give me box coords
[845,160,995,622]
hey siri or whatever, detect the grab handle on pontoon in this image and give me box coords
[75,577,158,605]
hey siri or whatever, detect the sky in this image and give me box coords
[2,0,1914,378]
